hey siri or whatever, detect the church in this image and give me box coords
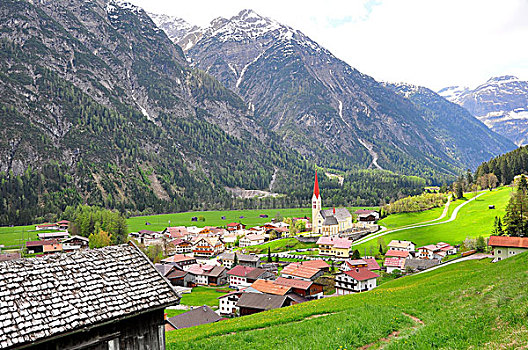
[311,171,353,234]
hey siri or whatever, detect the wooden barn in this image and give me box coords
[0,242,180,349]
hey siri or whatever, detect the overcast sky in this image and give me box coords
[129,0,528,90]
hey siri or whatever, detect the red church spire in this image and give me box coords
[313,170,320,198]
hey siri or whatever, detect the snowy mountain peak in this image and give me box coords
[486,75,519,84]
[148,12,202,45]
[437,85,469,102]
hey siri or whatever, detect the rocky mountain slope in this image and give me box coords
[0,0,317,223]
[153,9,516,176]
[439,76,528,146]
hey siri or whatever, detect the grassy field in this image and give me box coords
[179,286,228,308]
[165,309,188,318]
[127,206,377,233]
[166,252,528,349]
[355,188,511,255]
[0,225,39,248]
[236,237,318,254]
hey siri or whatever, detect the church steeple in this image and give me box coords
[313,170,320,198]
[312,170,322,233]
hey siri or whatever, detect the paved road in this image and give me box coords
[352,192,486,247]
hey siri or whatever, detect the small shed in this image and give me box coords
[489,205,495,209]
[239,216,245,219]
[259,214,269,218]
[221,216,226,220]
[191,216,198,222]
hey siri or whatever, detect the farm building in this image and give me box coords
[489,235,528,262]
[0,242,180,349]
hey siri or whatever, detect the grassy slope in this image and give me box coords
[355,188,511,254]
[167,253,528,349]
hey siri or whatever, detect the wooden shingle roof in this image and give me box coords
[0,243,180,349]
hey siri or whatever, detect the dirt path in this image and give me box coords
[359,312,424,349]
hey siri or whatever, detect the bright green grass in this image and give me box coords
[379,206,446,229]
[236,238,317,254]
[0,225,39,248]
[167,252,528,349]
[127,206,377,233]
[355,187,512,254]
[179,286,228,308]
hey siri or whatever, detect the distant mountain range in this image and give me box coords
[151,9,515,176]
[439,76,528,146]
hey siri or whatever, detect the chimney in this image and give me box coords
[333,207,335,215]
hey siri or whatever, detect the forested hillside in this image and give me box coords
[475,145,528,184]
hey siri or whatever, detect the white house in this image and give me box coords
[239,234,266,247]
[417,242,457,260]
[489,236,528,262]
[387,240,416,252]
[384,257,406,273]
[226,265,270,288]
[335,268,379,295]
[218,290,245,316]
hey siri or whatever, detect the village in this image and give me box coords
[2,171,526,340]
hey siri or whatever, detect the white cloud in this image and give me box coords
[129,0,528,90]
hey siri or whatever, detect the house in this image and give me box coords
[192,236,225,257]
[166,306,222,331]
[335,268,379,295]
[227,222,246,231]
[163,226,190,240]
[172,239,193,254]
[187,264,227,286]
[342,257,381,271]
[274,277,324,299]
[227,265,273,288]
[61,235,89,251]
[26,239,62,254]
[289,259,330,272]
[236,292,296,316]
[354,210,380,224]
[38,231,70,240]
[280,262,324,281]
[417,242,457,260]
[385,249,411,259]
[311,171,353,234]
[161,254,197,269]
[384,257,406,273]
[316,236,352,258]
[0,242,180,349]
[248,279,292,295]
[35,223,59,230]
[239,234,266,247]
[56,220,70,230]
[218,289,245,316]
[387,240,416,252]
[218,252,260,268]
[489,236,528,262]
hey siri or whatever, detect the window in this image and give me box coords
[497,250,501,254]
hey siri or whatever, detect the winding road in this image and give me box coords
[352,191,487,247]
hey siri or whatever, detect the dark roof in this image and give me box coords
[236,292,290,310]
[166,269,187,279]
[405,259,440,271]
[26,239,58,247]
[218,252,260,263]
[245,268,268,280]
[0,243,180,348]
[155,263,175,276]
[167,305,221,329]
[322,215,339,226]
[320,207,351,221]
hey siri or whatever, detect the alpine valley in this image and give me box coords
[0,1,516,224]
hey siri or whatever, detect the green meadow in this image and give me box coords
[179,286,227,308]
[236,237,318,254]
[354,187,511,254]
[126,206,376,233]
[166,253,528,349]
